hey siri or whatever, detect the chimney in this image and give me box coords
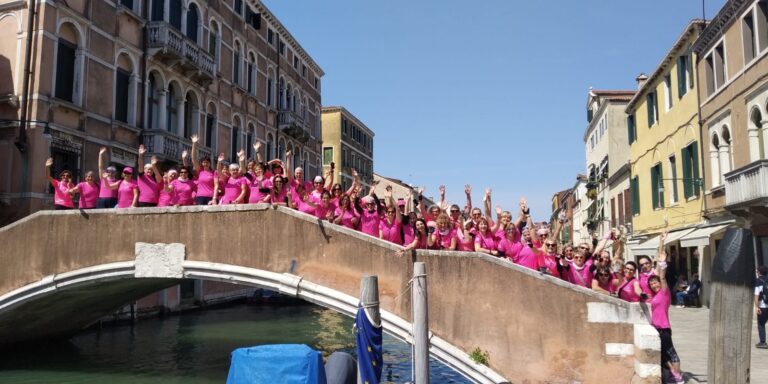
[635,73,649,90]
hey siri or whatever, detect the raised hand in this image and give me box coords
[99,147,107,155]
[217,153,225,162]
[484,188,491,201]
[138,144,146,155]
[439,185,446,195]
[416,187,424,195]
[150,156,158,166]
[657,250,668,263]
[351,168,359,177]
[181,150,188,160]
[495,205,502,216]
[254,141,262,152]
[191,134,199,143]
[465,184,472,195]
[238,149,246,162]
[659,230,668,242]
[286,149,292,158]
[45,157,53,167]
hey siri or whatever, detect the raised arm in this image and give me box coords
[253,141,263,164]
[181,149,189,168]
[593,229,612,255]
[438,185,448,211]
[150,156,162,183]
[483,188,492,219]
[463,184,472,216]
[98,147,107,181]
[137,144,146,174]
[190,134,200,171]
[324,162,335,190]
[238,149,246,171]
[345,168,359,196]
[285,149,293,184]
[216,153,226,173]
[44,158,55,183]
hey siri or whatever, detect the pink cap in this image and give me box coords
[123,167,134,174]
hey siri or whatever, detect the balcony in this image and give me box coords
[143,129,212,164]
[278,110,311,143]
[723,159,768,218]
[147,22,214,85]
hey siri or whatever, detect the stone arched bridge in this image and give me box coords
[0,205,660,383]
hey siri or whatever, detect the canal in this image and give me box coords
[0,302,472,383]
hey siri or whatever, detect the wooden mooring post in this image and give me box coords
[708,228,755,383]
[412,262,430,384]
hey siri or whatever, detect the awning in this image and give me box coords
[664,228,695,245]
[629,236,659,256]
[679,224,731,248]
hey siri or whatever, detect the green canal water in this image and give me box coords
[0,303,472,383]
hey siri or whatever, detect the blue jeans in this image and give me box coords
[675,291,687,306]
[758,308,768,344]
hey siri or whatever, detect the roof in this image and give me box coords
[626,19,707,112]
[589,90,636,102]
[321,106,375,136]
[693,0,749,55]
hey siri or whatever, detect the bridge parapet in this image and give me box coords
[0,205,660,383]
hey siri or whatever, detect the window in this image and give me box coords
[267,29,274,45]
[302,64,307,78]
[205,112,216,148]
[646,91,658,126]
[231,119,241,162]
[651,164,664,209]
[148,73,160,129]
[677,55,688,98]
[627,114,636,144]
[744,11,757,63]
[682,142,700,199]
[186,4,199,43]
[151,0,163,21]
[705,54,715,96]
[115,69,130,123]
[169,0,182,30]
[314,77,319,89]
[233,42,242,86]
[209,21,219,68]
[55,38,77,102]
[234,0,243,17]
[630,176,640,215]
[247,53,255,94]
[120,0,135,11]
[166,85,177,132]
[668,155,678,204]
[714,43,726,88]
[342,118,348,135]
[279,40,285,56]
[323,147,333,165]
[293,56,299,70]
[664,74,673,110]
[759,2,768,52]
[267,75,274,106]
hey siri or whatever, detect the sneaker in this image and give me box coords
[671,371,685,384]
[756,342,768,349]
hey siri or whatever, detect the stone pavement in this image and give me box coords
[669,306,768,383]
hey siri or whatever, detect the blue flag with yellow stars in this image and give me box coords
[355,304,382,384]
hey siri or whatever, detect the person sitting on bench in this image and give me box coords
[675,273,701,308]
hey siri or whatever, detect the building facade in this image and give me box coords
[626,20,725,305]
[0,0,323,225]
[576,89,635,244]
[694,0,768,269]
[321,106,374,190]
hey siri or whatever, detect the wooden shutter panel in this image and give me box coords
[624,188,631,224]
[658,165,664,207]
[651,166,659,209]
[631,177,640,215]
[691,142,700,196]
[682,146,692,198]
[677,56,686,98]
[627,114,635,144]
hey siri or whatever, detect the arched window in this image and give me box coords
[233,41,242,86]
[302,96,308,121]
[246,123,255,159]
[151,0,163,21]
[231,116,242,162]
[208,20,220,69]
[114,53,136,124]
[751,107,765,161]
[719,126,733,177]
[147,72,162,129]
[205,103,217,149]
[169,0,182,30]
[292,89,298,113]
[293,148,300,174]
[267,69,275,107]
[278,137,285,161]
[186,3,199,43]
[184,91,199,139]
[247,52,256,94]
[55,23,82,104]
[166,82,181,132]
[266,133,274,160]
[285,83,292,111]
[710,132,722,187]
[314,108,320,138]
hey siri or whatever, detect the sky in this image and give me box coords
[264,0,726,221]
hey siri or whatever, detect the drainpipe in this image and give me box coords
[16,0,36,154]
[140,0,149,138]
[275,38,281,162]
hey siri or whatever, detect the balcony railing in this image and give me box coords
[724,159,768,208]
[147,22,215,82]
[143,129,212,163]
[278,110,311,143]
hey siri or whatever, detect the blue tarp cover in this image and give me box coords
[226,344,327,384]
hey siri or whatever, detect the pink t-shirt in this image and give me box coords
[335,208,359,229]
[219,176,247,204]
[457,231,475,252]
[158,182,174,207]
[380,220,403,245]
[539,253,560,278]
[137,173,160,204]
[295,198,316,215]
[98,176,118,198]
[76,181,99,209]
[248,176,273,204]
[650,287,671,329]
[433,229,457,250]
[290,179,312,204]
[618,278,641,302]
[639,270,656,297]
[598,277,618,295]
[117,179,138,208]
[565,262,593,288]
[51,179,74,208]
[171,179,196,206]
[195,169,216,198]
[269,187,289,205]
[403,224,415,246]
[474,232,497,252]
[497,238,523,262]
[314,202,337,221]
[514,245,539,270]
[360,209,380,237]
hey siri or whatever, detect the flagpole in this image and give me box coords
[412,262,430,383]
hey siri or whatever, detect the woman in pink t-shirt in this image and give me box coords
[334,194,360,229]
[68,171,100,209]
[637,255,657,297]
[429,213,457,250]
[474,217,499,256]
[649,244,683,383]
[113,167,139,208]
[168,166,197,206]
[97,147,118,208]
[379,198,402,245]
[592,266,619,296]
[215,163,248,204]
[359,195,382,237]
[562,250,594,288]
[497,226,523,262]
[397,218,429,256]
[617,261,643,302]
[247,162,272,204]
[157,169,177,207]
[268,175,290,206]
[44,158,75,209]
[292,183,319,215]
[190,135,216,205]
[136,145,163,207]
[539,240,562,278]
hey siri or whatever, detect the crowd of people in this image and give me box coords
[45,140,683,382]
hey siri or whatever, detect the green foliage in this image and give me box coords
[469,347,489,366]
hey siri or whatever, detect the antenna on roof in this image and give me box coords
[702,0,706,21]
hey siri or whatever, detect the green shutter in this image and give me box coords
[658,165,664,208]
[691,142,700,196]
[646,94,653,126]
[677,56,686,98]
[631,177,640,215]
[627,114,636,144]
[682,146,692,198]
[651,166,659,209]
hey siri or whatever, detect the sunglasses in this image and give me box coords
[545,243,556,247]
[640,262,650,266]
[625,268,636,272]
[386,210,396,214]
[450,209,460,213]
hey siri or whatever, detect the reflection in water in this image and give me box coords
[0,303,471,384]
